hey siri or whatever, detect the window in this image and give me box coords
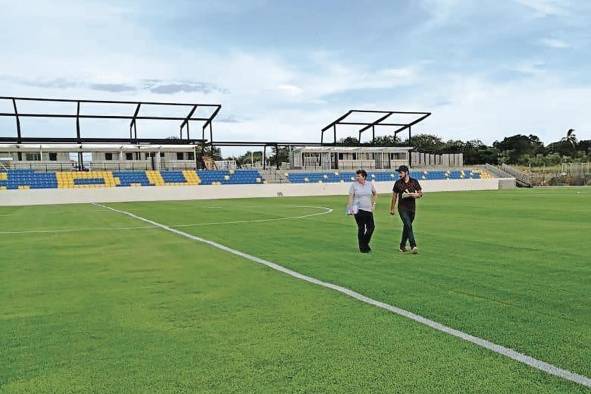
[105,153,113,161]
[187,152,195,160]
[126,153,133,160]
[352,153,357,160]
[48,152,58,161]
[338,153,344,160]
[145,153,151,160]
[176,152,184,160]
[160,152,165,158]
[25,153,41,161]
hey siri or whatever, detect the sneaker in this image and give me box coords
[399,247,408,253]
[410,247,419,254]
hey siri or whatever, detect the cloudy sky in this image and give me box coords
[1,0,590,154]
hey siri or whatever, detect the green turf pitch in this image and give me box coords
[1,188,590,392]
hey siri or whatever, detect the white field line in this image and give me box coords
[94,202,591,389]
[0,205,333,235]
[174,205,332,228]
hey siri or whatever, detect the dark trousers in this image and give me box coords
[354,209,375,252]
[398,208,416,249]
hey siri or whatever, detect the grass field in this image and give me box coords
[1,188,590,392]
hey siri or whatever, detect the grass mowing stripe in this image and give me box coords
[0,206,332,235]
[94,202,591,389]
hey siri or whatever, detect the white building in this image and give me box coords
[0,143,200,171]
[290,146,412,170]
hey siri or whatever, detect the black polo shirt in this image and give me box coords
[393,177,422,211]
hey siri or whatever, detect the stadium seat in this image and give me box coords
[197,169,263,185]
[0,168,491,190]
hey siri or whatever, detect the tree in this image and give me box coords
[233,151,262,167]
[493,134,544,163]
[369,135,401,146]
[578,140,591,154]
[561,129,577,154]
[338,137,360,146]
[405,134,445,153]
[269,146,290,168]
[443,139,466,154]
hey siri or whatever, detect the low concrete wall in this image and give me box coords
[0,178,514,206]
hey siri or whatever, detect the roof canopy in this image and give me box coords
[321,109,431,145]
[0,96,221,144]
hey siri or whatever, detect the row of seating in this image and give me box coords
[287,170,490,183]
[0,169,264,190]
[197,170,262,185]
[0,169,492,190]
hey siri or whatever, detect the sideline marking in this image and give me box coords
[0,205,333,235]
[95,202,591,389]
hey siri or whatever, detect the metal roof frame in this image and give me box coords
[320,109,431,145]
[0,96,221,145]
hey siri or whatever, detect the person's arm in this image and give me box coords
[414,180,423,199]
[390,192,398,215]
[347,184,355,214]
[371,184,377,209]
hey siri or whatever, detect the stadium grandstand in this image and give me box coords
[0,96,509,194]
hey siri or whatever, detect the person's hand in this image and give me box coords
[389,208,396,216]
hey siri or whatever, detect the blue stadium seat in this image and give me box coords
[112,171,152,186]
[198,169,262,185]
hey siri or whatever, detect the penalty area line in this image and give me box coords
[93,202,591,389]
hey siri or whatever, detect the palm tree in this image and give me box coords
[562,129,577,153]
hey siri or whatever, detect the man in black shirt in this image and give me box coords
[390,165,423,254]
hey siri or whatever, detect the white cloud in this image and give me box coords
[277,84,303,96]
[511,60,547,75]
[1,0,590,156]
[539,38,571,48]
[516,0,571,17]
[405,74,590,145]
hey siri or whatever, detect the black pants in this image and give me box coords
[354,209,375,252]
[399,208,416,249]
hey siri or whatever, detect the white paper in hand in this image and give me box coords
[347,204,359,215]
